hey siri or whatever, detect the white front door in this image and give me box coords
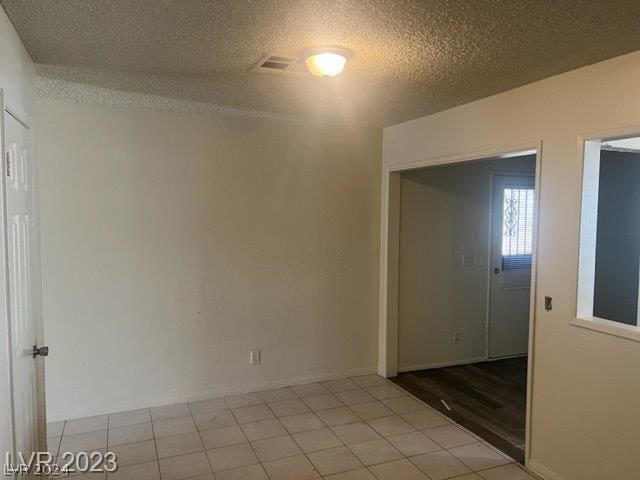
[489,174,534,358]
[4,110,44,466]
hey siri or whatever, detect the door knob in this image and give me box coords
[493,267,500,274]
[32,345,49,358]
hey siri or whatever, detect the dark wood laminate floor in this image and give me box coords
[391,357,527,464]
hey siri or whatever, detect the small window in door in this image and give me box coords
[501,187,535,270]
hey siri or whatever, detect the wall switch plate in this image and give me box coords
[250,349,261,365]
[453,330,461,344]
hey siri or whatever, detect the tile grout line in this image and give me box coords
[339,424,404,478]
[277,399,333,479]
[105,414,110,479]
[59,376,522,479]
[225,394,270,478]
[235,385,347,478]
[276,381,384,478]
[219,380,399,477]
[148,409,163,480]
[389,378,519,473]
[303,377,401,478]
[83,423,511,479]
[188,400,214,478]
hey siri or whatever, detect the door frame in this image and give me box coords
[378,142,543,467]
[0,87,17,462]
[487,171,535,360]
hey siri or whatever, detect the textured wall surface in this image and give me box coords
[3,0,640,125]
[37,99,381,420]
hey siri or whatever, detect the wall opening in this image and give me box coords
[387,151,538,464]
[577,135,640,340]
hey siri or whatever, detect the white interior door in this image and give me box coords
[4,110,44,465]
[489,174,534,358]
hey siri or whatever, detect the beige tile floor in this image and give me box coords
[46,375,539,480]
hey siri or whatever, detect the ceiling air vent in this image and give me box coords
[251,54,309,76]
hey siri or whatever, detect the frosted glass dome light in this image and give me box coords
[304,48,349,77]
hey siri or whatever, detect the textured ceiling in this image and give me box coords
[3,0,640,126]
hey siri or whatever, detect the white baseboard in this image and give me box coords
[489,353,528,361]
[398,356,488,373]
[527,459,567,480]
[46,366,378,422]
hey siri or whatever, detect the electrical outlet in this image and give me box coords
[250,349,261,365]
[453,330,461,345]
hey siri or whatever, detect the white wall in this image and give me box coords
[37,100,381,420]
[0,6,36,458]
[0,8,34,123]
[383,51,640,480]
[398,157,534,371]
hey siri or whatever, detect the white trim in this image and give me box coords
[46,366,378,422]
[524,142,543,471]
[489,353,528,362]
[576,140,600,318]
[571,316,640,343]
[398,357,488,373]
[378,141,542,470]
[528,459,567,480]
[485,173,495,359]
[637,255,640,327]
[386,145,538,173]
[378,169,389,377]
[378,171,401,377]
[0,89,16,461]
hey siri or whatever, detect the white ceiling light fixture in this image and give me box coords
[303,48,350,78]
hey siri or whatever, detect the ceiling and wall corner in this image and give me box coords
[0,3,34,122]
[34,72,311,123]
[2,1,640,126]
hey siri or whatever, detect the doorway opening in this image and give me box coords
[382,150,539,464]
